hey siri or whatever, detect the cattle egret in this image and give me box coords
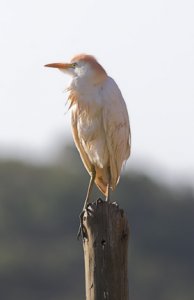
[45,54,131,237]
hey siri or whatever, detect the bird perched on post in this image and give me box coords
[45,54,131,237]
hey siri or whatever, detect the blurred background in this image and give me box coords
[0,0,194,299]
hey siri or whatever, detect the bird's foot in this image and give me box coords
[77,210,85,240]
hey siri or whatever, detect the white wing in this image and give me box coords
[71,107,93,174]
[102,77,131,190]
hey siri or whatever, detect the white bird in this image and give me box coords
[45,54,131,236]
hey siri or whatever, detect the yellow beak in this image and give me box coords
[44,63,73,69]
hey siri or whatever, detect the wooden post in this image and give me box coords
[82,198,129,300]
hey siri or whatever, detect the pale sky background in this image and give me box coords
[0,0,194,185]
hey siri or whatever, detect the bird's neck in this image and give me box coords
[66,77,105,108]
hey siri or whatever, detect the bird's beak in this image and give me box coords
[44,63,73,69]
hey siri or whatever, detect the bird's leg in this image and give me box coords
[77,167,96,240]
[105,183,111,202]
[105,167,111,202]
[83,167,96,211]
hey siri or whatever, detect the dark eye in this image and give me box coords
[71,62,77,68]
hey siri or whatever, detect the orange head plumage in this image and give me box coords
[45,53,107,84]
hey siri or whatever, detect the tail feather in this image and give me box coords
[95,177,107,196]
[94,166,118,196]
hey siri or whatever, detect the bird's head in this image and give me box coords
[45,54,107,84]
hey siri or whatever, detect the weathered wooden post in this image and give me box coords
[82,198,129,300]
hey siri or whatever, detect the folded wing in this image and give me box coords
[102,77,131,190]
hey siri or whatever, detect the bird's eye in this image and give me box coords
[71,63,77,68]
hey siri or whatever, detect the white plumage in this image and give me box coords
[45,54,131,202]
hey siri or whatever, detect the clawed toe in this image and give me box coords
[77,210,85,240]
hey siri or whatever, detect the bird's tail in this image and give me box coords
[94,167,118,196]
[94,166,108,196]
[95,178,107,196]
